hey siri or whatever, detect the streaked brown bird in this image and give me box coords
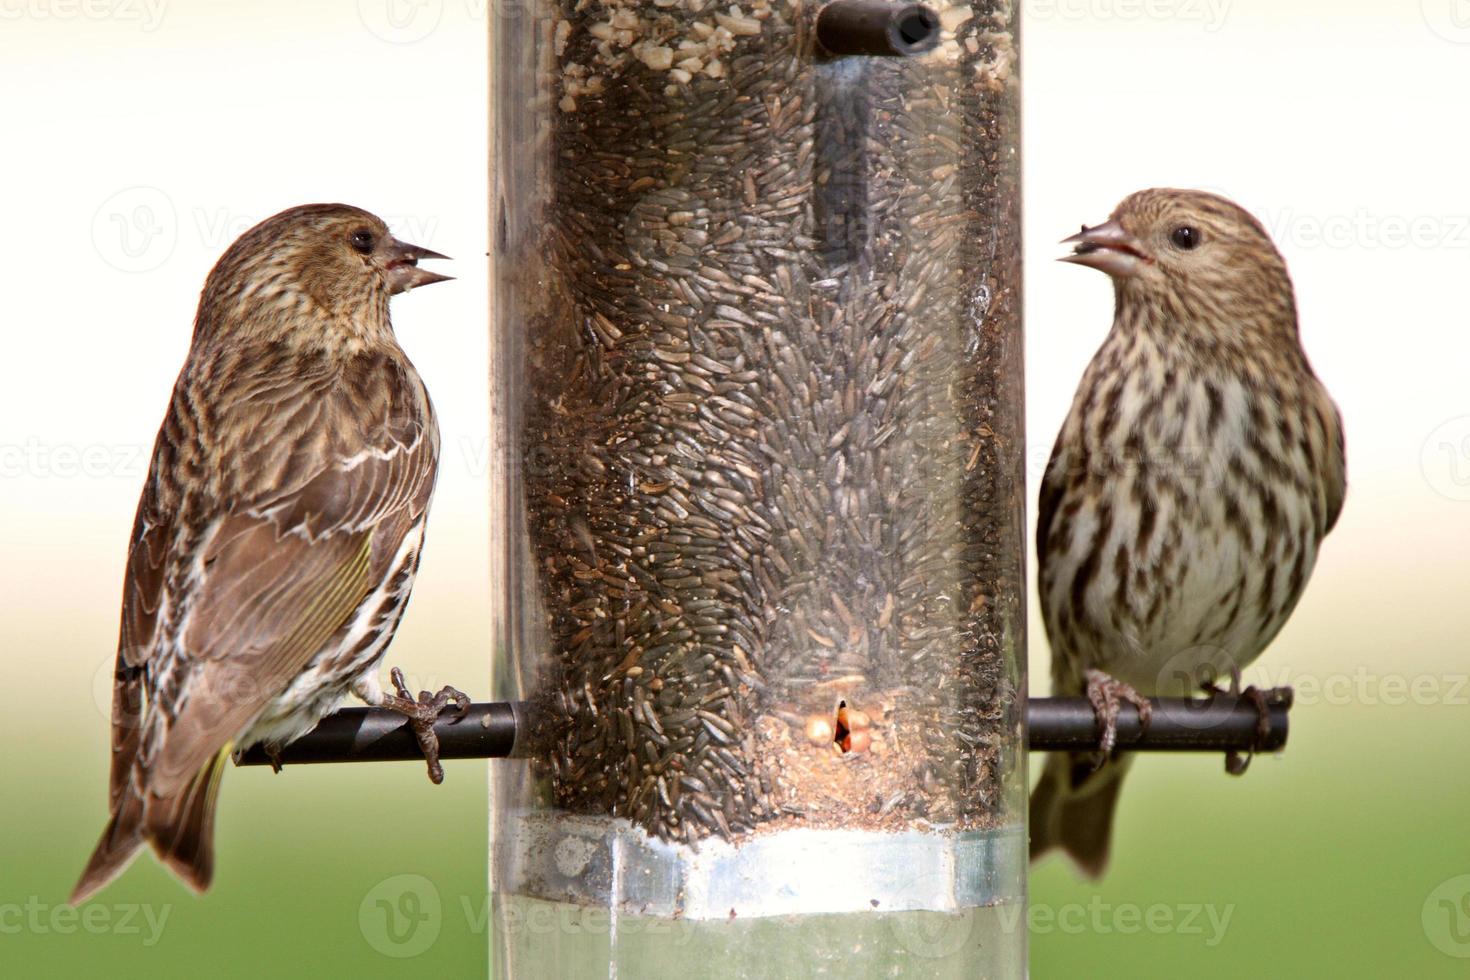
[72,204,461,904]
[1029,189,1346,877]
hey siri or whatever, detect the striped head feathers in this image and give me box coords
[194,203,450,349]
[1062,188,1297,351]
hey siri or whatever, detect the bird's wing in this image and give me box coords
[108,483,172,809]
[1035,432,1068,572]
[151,516,377,794]
[1036,430,1092,696]
[127,352,438,798]
[1322,401,1347,536]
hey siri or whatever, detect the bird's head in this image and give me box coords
[197,203,450,345]
[1061,189,1295,340]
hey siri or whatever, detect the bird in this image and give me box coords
[71,203,462,904]
[1029,189,1346,877]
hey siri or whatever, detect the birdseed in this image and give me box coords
[497,0,1023,843]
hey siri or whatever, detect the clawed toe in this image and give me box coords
[1202,670,1288,776]
[380,667,472,785]
[1084,669,1152,762]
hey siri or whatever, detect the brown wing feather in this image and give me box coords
[1035,430,1077,693]
[127,348,437,796]
[108,462,172,809]
[149,523,375,795]
[1322,401,1347,537]
[1035,434,1067,573]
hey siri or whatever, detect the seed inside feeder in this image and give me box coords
[511,0,1023,845]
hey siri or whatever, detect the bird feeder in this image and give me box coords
[489,0,1025,973]
[222,3,1291,969]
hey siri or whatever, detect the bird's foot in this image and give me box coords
[264,743,284,774]
[1201,670,1288,775]
[378,667,471,785]
[1084,668,1152,761]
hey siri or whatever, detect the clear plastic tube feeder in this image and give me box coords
[490,0,1024,973]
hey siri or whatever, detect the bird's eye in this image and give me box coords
[1171,225,1201,250]
[349,229,376,254]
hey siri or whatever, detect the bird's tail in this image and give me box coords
[1029,751,1133,879]
[69,783,147,905]
[70,745,232,904]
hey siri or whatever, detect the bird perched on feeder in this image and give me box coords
[1029,189,1345,877]
[72,204,462,904]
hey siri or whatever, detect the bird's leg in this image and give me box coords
[377,667,471,785]
[1084,668,1153,761]
[351,670,384,707]
[263,743,285,774]
[1200,668,1277,776]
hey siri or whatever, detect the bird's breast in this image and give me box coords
[1041,370,1326,692]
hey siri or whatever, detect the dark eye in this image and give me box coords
[349,229,375,254]
[1171,225,1201,250]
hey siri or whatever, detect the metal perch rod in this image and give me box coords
[236,701,520,767]
[235,693,1289,768]
[1028,691,1291,753]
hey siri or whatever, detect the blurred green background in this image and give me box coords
[5,1,1470,977]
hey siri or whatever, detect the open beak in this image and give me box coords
[384,238,452,295]
[1059,219,1151,279]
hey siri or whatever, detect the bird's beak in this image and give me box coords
[384,238,452,295]
[1059,219,1151,279]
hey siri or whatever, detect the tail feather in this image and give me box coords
[70,786,147,905]
[71,745,231,904]
[148,745,232,894]
[1029,752,1132,879]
